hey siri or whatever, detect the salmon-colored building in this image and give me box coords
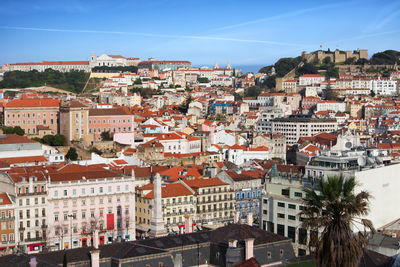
[88,107,134,141]
[4,99,59,135]
[0,193,16,253]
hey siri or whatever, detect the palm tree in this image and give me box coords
[301,175,374,267]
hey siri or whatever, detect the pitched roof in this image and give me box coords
[0,134,36,145]
[140,183,194,198]
[5,98,59,108]
[89,108,132,116]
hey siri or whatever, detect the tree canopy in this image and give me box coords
[2,126,25,136]
[274,57,303,77]
[65,147,78,161]
[370,50,400,65]
[245,86,262,98]
[0,69,89,93]
[296,63,318,76]
[301,175,374,267]
[35,134,67,146]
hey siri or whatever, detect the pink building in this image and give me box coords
[88,107,134,141]
[46,164,135,250]
[4,99,60,135]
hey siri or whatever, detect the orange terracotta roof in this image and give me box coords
[0,193,12,205]
[5,98,59,108]
[141,183,194,198]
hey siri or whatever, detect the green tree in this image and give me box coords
[2,126,25,136]
[233,92,243,101]
[370,90,376,97]
[264,76,276,89]
[322,56,332,65]
[301,176,374,267]
[324,84,338,101]
[370,50,400,65]
[134,78,142,85]
[198,77,209,83]
[297,63,318,76]
[274,57,303,77]
[65,147,78,161]
[356,58,369,65]
[101,131,112,141]
[245,86,262,98]
[344,57,356,65]
[325,66,339,79]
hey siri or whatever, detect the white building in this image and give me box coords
[370,77,398,95]
[94,54,127,67]
[226,144,270,165]
[299,74,325,86]
[355,164,400,229]
[46,164,136,250]
[271,117,338,145]
[316,100,347,112]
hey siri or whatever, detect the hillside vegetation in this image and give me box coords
[0,69,89,93]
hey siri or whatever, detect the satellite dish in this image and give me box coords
[357,157,366,167]
[345,141,352,149]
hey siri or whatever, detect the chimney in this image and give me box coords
[29,257,37,267]
[184,216,193,234]
[245,238,255,260]
[228,239,238,247]
[90,250,100,267]
[234,211,240,224]
[173,253,183,267]
[247,212,253,226]
[93,230,99,249]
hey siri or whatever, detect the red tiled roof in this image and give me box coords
[0,193,12,205]
[5,98,59,108]
[0,134,36,145]
[0,155,47,164]
[183,177,227,189]
[140,183,194,198]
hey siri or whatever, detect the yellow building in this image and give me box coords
[182,178,235,226]
[135,182,196,233]
[60,100,92,145]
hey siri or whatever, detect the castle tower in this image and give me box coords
[214,61,219,69]
[227,61,232,69]
[149,173,167,238]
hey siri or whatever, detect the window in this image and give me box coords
[99,187,103,193]
[90,188,94,194]
[277,224,285,236]
[54,190,58,197]
[281,189,290,197]
[277,202,285,208]
[277,213,285,219]
[288,204,296,209]
[294,192,303,198]
[64,190,67,196]
[288,226,296,243]
[288,215,296,220]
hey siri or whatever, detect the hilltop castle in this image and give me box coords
[302,49,368,64]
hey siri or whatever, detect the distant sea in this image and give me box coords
[236,64,265,74]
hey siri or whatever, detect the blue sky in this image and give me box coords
[1,0,400,71]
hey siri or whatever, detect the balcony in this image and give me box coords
[25,237,43,242]
[0,216,15,221]
[19,227,25,231]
